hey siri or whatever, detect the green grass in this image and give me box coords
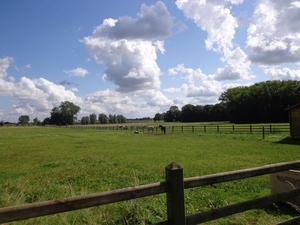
[0,126,299,224]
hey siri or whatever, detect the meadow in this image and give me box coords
[0,125,299,224]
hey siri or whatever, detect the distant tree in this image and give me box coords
[98,113,108,124]
[116,115,126,123]
[81,116,90,125]
[42,117,51,125]
[0,120,3,126]
[50,101,81,125]
[89,113,97,124]
[163,106,181,122]
[18,115,30,125]
[180,104,196,122]
[108,114,116,124]
[33,117,41,126]
[153,113,163,122]
[219,80,300,123]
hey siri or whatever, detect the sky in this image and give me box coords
[1,0,300,122]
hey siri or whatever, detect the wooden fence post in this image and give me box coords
[165,162,186,225]
[262,127,265,139]
[204,125,206,133]
[250,125,252,134]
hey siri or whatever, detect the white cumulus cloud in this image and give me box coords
[81,1,173,93]
[63,67,89,77]
[247,0,300,65]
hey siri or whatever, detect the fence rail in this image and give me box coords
[72,124,290,135]
[1,161,300,224]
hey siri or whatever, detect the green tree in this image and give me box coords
[163,106,181,122]
[180,104,196,122]
[98,113,108,124]
[42,117,51,125]
[89,113,97,124]
[18,115,30,125]
[219,80,300,123]
[81,116,89,125]
[33,117,41,126]
[116,115,126,123]
[153,113,163,122]
[50,101,81,125]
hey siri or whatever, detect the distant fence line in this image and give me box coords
[1,161,300,224]
[70,124,290,137]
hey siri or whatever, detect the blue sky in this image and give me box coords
[1,0,300,122]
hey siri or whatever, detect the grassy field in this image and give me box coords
[0,125,299,224]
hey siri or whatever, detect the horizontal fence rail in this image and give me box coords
[1,161,300,224]
[71,124,290,136]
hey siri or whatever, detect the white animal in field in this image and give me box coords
[144,125,154,133]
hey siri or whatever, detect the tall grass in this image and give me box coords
[0,126,299,224]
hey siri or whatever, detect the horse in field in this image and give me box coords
[159,125,166,134]
[144,125,154,133]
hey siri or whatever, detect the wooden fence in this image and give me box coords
[73,124,290,139]
[1,161,300,224]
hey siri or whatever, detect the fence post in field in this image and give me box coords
[250,125,252,134]
[232,125,234,132]
[204,125,206,133]
[262,126,265,139]
[269,124,272,133]
[165,162,186,225]
[217,125,219,133]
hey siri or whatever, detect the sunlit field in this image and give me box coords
[0,124,299,224]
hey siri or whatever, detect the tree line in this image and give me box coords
[13,101,127,126]
[156,80,300,123]
[80,113,126,125]
[11,80,300,126]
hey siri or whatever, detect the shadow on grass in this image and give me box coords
[274,137,300,146]
[264,202,300,218]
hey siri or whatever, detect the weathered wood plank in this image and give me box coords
[184,160,300,189]
[166,162,186,225]
[185,188,300,224]
[0,182,166,224]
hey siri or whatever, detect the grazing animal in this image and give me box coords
[159,125,166,134]
[133,130,141,134]
[145,125,154,133]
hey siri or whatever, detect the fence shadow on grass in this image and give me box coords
[265,202,300,218]
[275,137,300,146]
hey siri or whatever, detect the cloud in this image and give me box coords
[0,58,83,121]
[25,64,31,69]
[63,67,89,77]
[81,1,173,93]
[176,0,242,52]
[0,57,13,78]
[247,0,300,65]
[264,67,300,80]
[81,90,164,118]
[91,2,173,40]
[140,90,173,107]
[167,64,223,102]
[59,80,79,86]
[215,47,252,80]
[175,0,253,84]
